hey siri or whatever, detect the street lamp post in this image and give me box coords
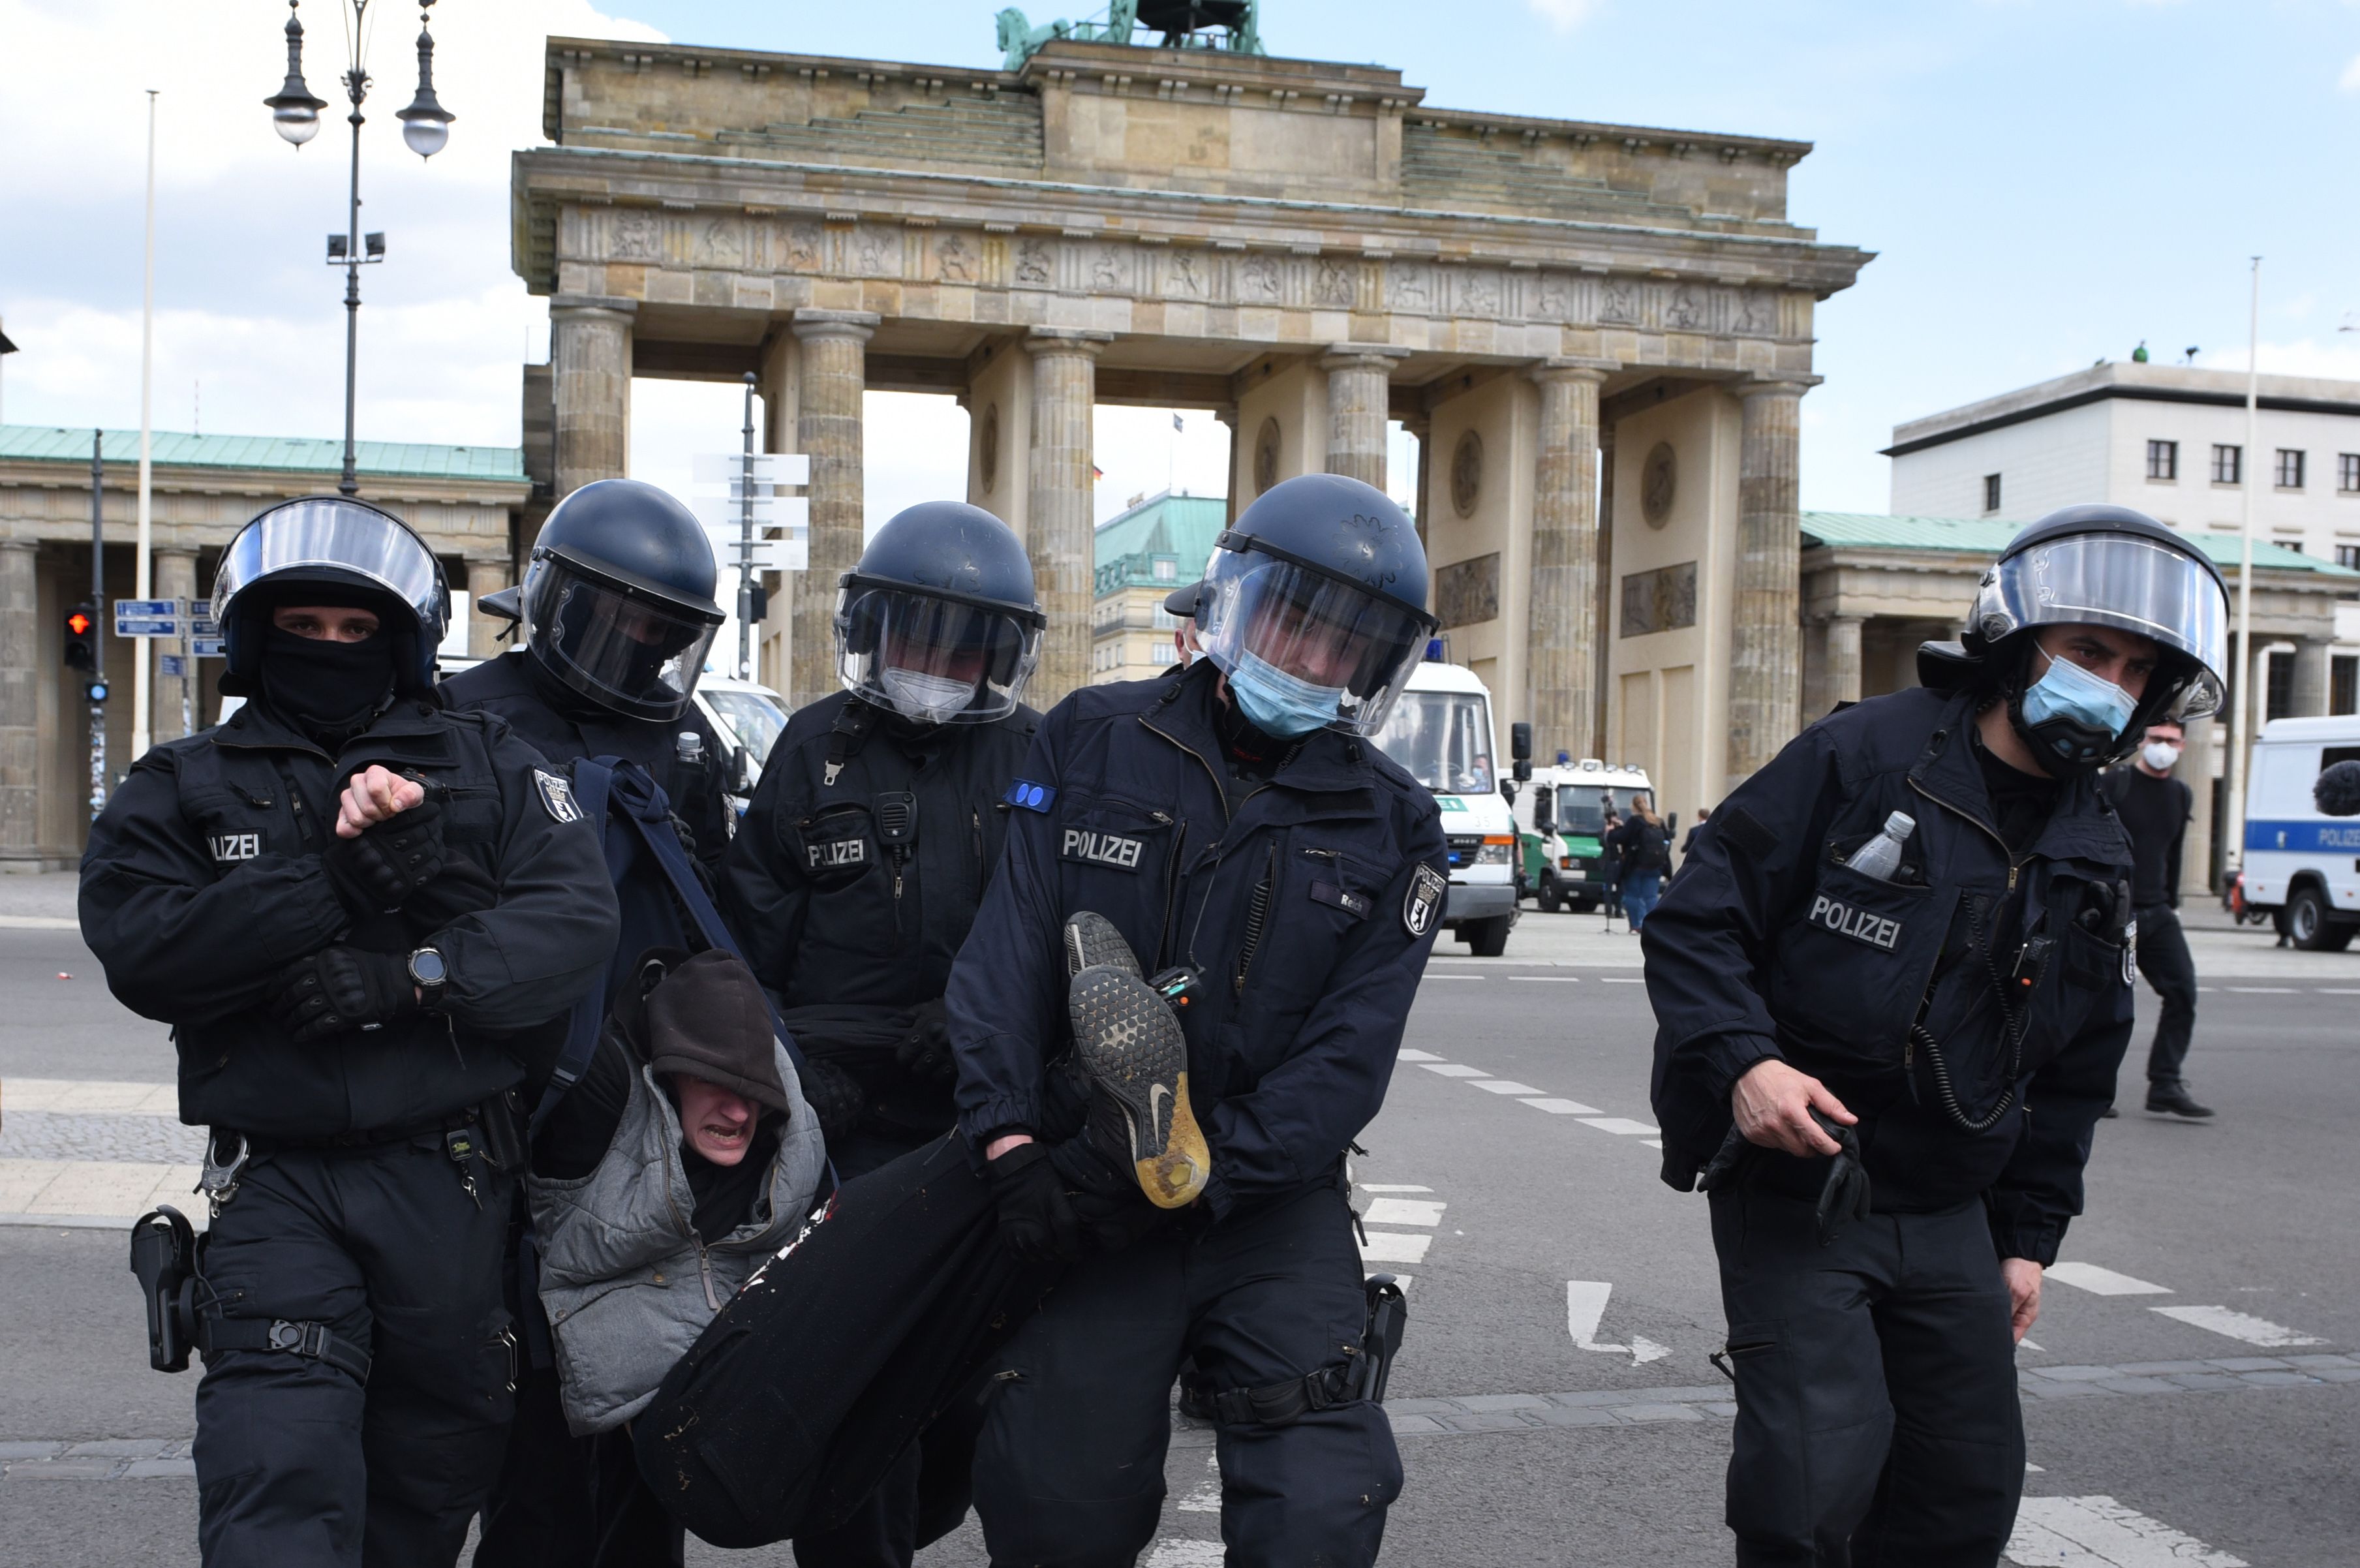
[262,0,453,499]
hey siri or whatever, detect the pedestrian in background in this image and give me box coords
[1610,793,1672,930]
[1599,797,1626,930]
[2099,720,2213,1118]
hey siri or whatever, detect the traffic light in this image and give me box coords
[64,602,98,672]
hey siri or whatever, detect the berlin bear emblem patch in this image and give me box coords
[534,769,582,825]
[1403,863,1448,937]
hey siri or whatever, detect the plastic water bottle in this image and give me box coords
[1845,810,1916,882]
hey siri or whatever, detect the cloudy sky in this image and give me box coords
[6,0,2360,540]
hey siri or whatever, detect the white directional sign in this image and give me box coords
[694,452,810,488]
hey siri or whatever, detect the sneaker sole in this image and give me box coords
[1065,912,1142,979]
[1067,964,1210,1208]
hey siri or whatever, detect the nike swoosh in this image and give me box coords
[1148,1082,1171,1141]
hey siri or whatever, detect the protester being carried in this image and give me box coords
[528,947,825,1567]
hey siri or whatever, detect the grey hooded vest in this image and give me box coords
[530,1045,825,1434]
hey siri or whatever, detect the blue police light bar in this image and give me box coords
[87,681,108,703]
[1424,638,1444,662]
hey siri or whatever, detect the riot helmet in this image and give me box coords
[512,480,724,723]
[1191,473,1437,737]
[1942,505,2228,773]
[836,501,1044,724]
[213,494,450,699]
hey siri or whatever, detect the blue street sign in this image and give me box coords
[113,615,179,638]
[187,616,221,639]
[190,638,226,658]
[115,598,179,619]
[159,654,187,677]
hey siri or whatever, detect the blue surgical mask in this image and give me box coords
[2022,653,2138,739]
[1226,649,1345,738]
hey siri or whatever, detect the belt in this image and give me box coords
[240,1109,481,1156]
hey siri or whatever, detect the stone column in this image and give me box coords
[1321,345,1407,489]
[466,558,512,660]
[1403,413,1432,549]
[0,541,37,857]
[152,548,200,743]
[1527,360,1614,767]
[1025,328,1109,707]
[2291,637,2332,718]
[1826,613,1865,707]
[789,310,879,710]
[1593,422,1616,762]
[549,296,636,500]
[1728,378,1816,779]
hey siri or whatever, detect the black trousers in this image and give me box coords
[793,1123,978,1568]
[193,1139,514,1568]
[972,1178,1400,1568]
[1709,1188,2023,1568]
[2134,905,2199,1088]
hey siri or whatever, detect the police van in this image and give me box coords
[1510,758,1656,913]
[2239,714,2360,951]
[1370,655,1519,956]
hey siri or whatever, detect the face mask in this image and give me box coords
[257,625,395,741]
[878,666,975,725]
[2142,741,2182,772]
[2021,653,2137,741]
[1225,649,1345,739]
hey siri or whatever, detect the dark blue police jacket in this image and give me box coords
[946,662,1449,1217]
[1643,686,2137,1266]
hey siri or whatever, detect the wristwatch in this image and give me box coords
[407,946,448,1008]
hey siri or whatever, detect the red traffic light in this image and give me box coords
[65,611,92,637]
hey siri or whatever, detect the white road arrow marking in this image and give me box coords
[1565,1281,1672,1365]
[2150,1304,2324,1347]
[2044,1262,2171,1296]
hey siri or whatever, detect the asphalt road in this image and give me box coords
[4,891,2356,1567]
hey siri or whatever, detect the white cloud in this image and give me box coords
[1526,0,1599,35]
[2341,53,2360,93]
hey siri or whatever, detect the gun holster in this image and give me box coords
[1181,1272,1412,1428]
[129,1206,202,1374]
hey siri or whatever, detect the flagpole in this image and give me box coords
[2224,256,2262,882]
[133,89,159,760]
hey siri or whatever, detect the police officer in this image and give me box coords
[448,478,731,1567]
[80,496,619,1567]
[1644,505,2229,1565]
[724,501,1046,1567]
[946,472,1449,1567]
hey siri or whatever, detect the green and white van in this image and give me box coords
[1510,759,1655,914]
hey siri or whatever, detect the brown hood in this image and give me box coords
[642,949,792,1115]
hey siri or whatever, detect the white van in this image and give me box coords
[1370,656,1518,955]
[2238,714,2360,950]
[1510,760,1656,914]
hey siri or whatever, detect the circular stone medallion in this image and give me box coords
[1253,418,1281,496]
[1641,441,1677,528]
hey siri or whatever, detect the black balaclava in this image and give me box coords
[254,591,400,748]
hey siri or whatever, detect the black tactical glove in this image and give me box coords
[894,999,958,1090]
[989,1141,1086,1264]
[268,946,420,1045]
[1811,1109,1871,1247]
[798,1055,870,1145]
[321,792,448,915]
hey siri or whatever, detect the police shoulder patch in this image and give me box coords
[534,769,582,825]
[1005,779,1056,814]
[1403,862,1448,938]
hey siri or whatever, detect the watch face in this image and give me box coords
[410,948,448,986]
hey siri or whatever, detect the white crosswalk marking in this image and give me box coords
[1520,1098,1604,1115]
[1418,1062,1492,1078]
[2150,1304,2324,1347]
[1396,1049,1446,1062]
[1358,1231,1432,1265]
[1468,1079,1544,1095]
[1362,1198,1445,1227]
[1574,1117,1659,1136]
[2005,1495,2247,1567]
[2045,1262,2171,1297]
[1358,1184,1433,1193]
[1144,1541,1225,1566]
[1510,975,1582,983]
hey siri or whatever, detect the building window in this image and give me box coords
[2341,454,2360,493]
[1152,558,1176,581]
[2335,655,2359,716]
[2278,539,2306,555]
[2266,649,2294,722]
[1149,642,1178,666]
[2212,444,2242,485]
[2276,449,2306,489]
[2337,544,2360,571]
[2147,440,2178,480]
[1982,473,2001,514]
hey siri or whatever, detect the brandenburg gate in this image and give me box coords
[512,25,1869,807]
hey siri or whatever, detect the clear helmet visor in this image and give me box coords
[1973,534,2230,719]
[1196,551,1432,736]
[212,497,450,642]
[521,557,720,722]
[835,585,1041,724]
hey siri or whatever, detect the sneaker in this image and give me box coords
[1065,911,1142,979]
[1067,963,1210,1208]
[2145,1086,2216,1118]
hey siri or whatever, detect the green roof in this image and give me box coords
[0,423,528,484]
[1094,493,1227,597]
[1800,511,2359,578]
